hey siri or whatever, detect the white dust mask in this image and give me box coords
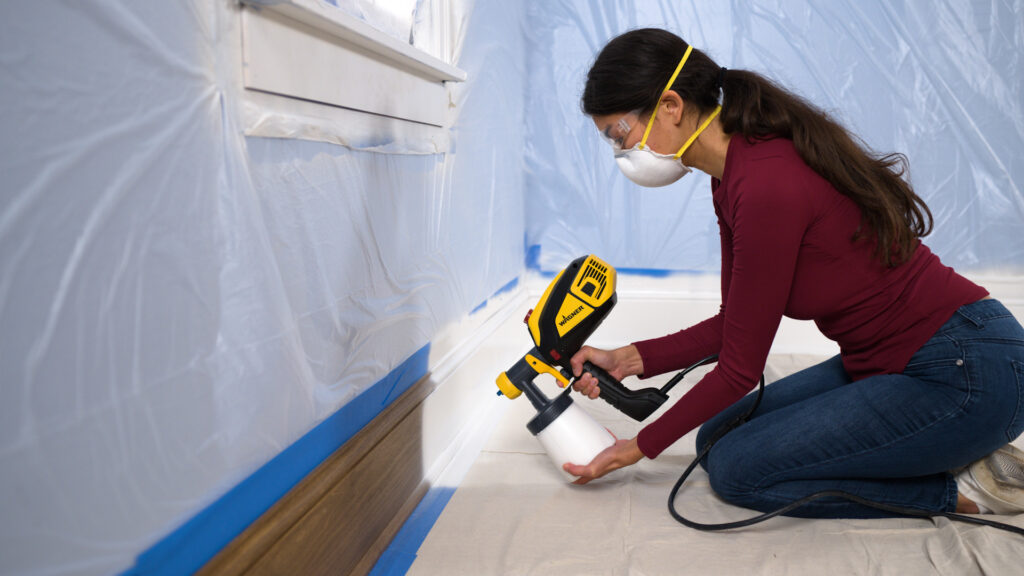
[603,45,721,188]
[614,144,692,188]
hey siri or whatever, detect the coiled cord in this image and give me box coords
[666,359,1024,537]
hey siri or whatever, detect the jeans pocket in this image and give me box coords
[903,356,968,388]
[1008,360,1024,443]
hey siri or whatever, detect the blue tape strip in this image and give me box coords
[525,243,707,276]
[525,243,542,271]
[122,344,431,576]
[616,267,675,278]
[368,486,457,576]
[470,276,520,315]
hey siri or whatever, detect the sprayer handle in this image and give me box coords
[582,361,668,422]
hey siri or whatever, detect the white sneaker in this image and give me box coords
[955,444,1024,515]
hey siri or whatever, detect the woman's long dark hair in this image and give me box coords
[583,28,932,267]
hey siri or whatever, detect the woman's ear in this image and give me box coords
[660,90,686,126]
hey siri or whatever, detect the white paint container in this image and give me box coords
[528,393,615,481]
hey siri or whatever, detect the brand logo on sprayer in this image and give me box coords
[558,305,585,327]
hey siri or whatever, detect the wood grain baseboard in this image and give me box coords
[199,373,438,576]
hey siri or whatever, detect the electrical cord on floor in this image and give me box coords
[666,360,1024,537]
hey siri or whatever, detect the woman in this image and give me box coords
[566,28,1024,518]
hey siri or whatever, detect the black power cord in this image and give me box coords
[666,358,1024,537]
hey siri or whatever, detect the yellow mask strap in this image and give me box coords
[638,45,693,150]
[673,105,721,159]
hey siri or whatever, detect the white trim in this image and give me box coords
[418,284,527,490]
[237,0,466,148]
[240,0,465,82]
[428,283,528,385]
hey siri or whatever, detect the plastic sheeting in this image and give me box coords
[326,0,420,45]
[323,0,471,65]
[2,1,1022,575]
[524,0,1024,273]
[0,0,524,574]
[238,0,471,154]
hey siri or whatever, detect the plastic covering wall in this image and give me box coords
[0,0,525,574]
[524,0,1024,274]
[2,1,1021,576]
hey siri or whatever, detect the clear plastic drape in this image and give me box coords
[3,1,1021,575]
[0,0,524,574]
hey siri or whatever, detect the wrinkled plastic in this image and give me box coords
[325,0,419,45]
[0,0,524,574]
[524,0,1024,273]
[321,0,472,65]
[241,0,476,153]
[1,1,1022,575]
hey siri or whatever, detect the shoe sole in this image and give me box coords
[969,444,1024,514]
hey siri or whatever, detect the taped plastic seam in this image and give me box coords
[240,96,454,155]
[470,277,519,315]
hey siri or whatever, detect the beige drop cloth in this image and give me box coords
[408,355,1024,575]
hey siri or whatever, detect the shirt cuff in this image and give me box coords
[631,338,665,380]
[636,426,667,459]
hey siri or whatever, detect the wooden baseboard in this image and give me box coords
[199,373,438,576]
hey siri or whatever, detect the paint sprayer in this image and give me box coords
[495,255,691,476]
[494,255,1024,537]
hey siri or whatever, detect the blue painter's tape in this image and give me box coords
[524,249,709,277]
[616,267,675,278]
[525,243,542,270]
[368,486,458,576]
[122,344,431,576]
[470,276,520,315]
[525,237,713,276]
[494,276,519,297]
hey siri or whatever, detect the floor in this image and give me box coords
[403,354,1024,575]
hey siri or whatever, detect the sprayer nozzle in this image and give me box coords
[496,371,523,400]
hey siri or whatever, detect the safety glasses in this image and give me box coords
[597,110,643,152]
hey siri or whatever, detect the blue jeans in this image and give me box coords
[696,299,1024,518]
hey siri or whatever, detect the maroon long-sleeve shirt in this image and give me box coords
[633,136,987,458]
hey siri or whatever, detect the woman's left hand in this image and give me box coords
[563,435,645,485]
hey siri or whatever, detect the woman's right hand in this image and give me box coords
[569,344,643,399]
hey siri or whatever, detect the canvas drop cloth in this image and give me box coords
[408,356,1024,575]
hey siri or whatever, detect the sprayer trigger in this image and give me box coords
[525,353,571,388]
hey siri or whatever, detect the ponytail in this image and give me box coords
[719,69,932,266]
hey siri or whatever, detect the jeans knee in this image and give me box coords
[697,417,744,472]
[707,451,738,499]
[706,441,761,506]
